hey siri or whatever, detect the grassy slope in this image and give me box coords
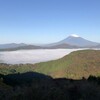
[0,64,35,75]
[34,50,100,79]
[0,50,100,79]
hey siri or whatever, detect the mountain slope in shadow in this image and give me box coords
[1,72,52,86]
[0,72,100,100]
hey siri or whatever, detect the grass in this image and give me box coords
[0,64,35,75]
[34,50,100,78]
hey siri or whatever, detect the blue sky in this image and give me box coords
[0,0,100,44]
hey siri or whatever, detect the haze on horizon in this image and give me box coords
[0,0,100,44]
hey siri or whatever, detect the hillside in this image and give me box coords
[0,50,100,79]
[0,72,100,100]
[34,50,100,79]
[46,43,79,49]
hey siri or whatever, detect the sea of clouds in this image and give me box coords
[0,49,86,64]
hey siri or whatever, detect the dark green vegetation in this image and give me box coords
[0,72,100,100]
[0,50,100,79]
[0,50,100,100]
[0,64,35,75]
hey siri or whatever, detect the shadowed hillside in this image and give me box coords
[0,72,100,100]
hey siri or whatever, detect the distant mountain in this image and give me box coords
[92,44,100,48]
[46,43,79,49]
[0,34,99,51]
[0,43,27,49]
[0,45,43,51]
[43,34,100,48]
[57,34,99,47]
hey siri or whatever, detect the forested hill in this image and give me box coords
[34,50,100,78]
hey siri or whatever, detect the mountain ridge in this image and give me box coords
[0,35,100,50]
[57,35,99,47]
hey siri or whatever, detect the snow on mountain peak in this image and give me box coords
[70,34,80,37]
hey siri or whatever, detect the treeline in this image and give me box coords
[0,72,100,100]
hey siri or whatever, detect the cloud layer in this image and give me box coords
[0,49,82,64]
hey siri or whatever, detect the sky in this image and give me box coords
[0,0,100,44]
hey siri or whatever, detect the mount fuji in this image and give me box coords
[56,34,99,47]
[45,34,99,48]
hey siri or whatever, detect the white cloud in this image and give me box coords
[0,49,83,64]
